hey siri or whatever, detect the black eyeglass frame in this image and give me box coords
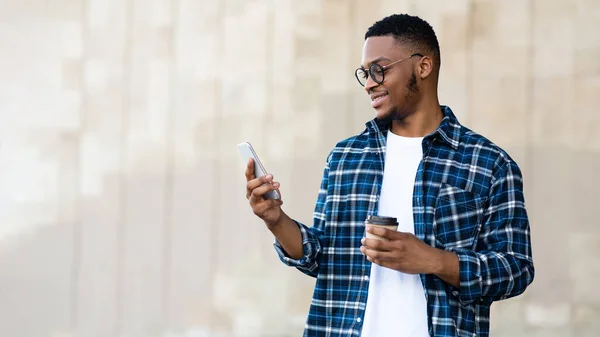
[355,53,424,87]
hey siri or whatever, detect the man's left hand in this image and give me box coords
[360,225,441,275]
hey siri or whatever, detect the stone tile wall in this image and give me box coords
[0,0,598,336]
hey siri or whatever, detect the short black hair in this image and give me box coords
[365,14,441,72]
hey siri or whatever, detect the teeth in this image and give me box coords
[372,94,388,101]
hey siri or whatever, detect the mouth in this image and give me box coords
[370,92,389,108]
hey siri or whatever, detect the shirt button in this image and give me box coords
[356,317,362,323]
[364,275,369,281]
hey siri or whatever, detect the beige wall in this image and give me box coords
[0,0,599,336]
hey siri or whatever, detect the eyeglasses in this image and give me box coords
[355,53,423,87]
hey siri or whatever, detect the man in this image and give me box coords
[244,14,534,337]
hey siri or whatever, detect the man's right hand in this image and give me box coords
[245,158,284,228]
[244,158,303,260]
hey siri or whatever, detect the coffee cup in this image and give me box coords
[365,215,398,241]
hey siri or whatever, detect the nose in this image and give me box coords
[364,75,378,94]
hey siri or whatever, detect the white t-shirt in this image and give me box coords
[361,130,429,337]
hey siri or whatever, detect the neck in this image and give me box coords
[390,98,443,137]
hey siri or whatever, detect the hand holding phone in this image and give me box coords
[237,142,281,200]
[238,142,284,227]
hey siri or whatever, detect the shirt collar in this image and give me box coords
[365,105,461,150]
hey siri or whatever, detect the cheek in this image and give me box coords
[387,86,407,103]
[385,79,404,93]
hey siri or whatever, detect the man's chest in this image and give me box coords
[327,148,491,249]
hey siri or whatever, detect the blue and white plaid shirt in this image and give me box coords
[274,106,534,337]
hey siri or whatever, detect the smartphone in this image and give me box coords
[237,142,281,200]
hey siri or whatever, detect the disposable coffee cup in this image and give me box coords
[365,215,398,241]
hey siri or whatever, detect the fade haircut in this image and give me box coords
[365,14,441,73]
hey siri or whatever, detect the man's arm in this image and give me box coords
[360,227,460,287]
[270,153,332,278]
[432,250,460,288]
[443,161,535,304]
[268,212,303,259]
[361,160,534,304]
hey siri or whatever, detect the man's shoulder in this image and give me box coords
[457,124,519,172]
[334,130,370,150]
[326,128,373,161]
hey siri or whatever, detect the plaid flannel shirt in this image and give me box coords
[274,106,534,337]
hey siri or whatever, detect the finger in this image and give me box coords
[244,158,256,181]
[370,259,394,270]
[366,225,405,241]
[249,181,281,205]
[361,237,392,252]
[253,198,283,216]
[361,251,392,268]
[246,174,274,193]
[365,255,378,264]
[251,181,280,200]
[360,245,395,261]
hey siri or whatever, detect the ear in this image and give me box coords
[416,56,434,79]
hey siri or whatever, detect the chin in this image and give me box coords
[375,106,396,122]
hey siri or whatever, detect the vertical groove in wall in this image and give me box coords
[266,0,273,128]
[343,0,351,137]
[70,0,88,332]
[348,0,356,135]
[349,0,356,129]
[161,0,179,330]
[465,0,475,126]
[115,0,134,335]
[207,0,227,331]
[526,0,534,189]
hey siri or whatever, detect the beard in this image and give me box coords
[407,71,419,95]
[378,71,420,124]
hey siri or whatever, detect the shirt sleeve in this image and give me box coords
[273,153,331,278]
[447,160,535,305]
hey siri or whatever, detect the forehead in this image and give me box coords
[361,36,407,65]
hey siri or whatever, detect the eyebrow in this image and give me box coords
[361,56,391,68]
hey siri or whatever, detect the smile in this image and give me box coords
[370,93,389,108]
[371,94,388,102]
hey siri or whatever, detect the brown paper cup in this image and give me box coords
[365,224,398,241]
